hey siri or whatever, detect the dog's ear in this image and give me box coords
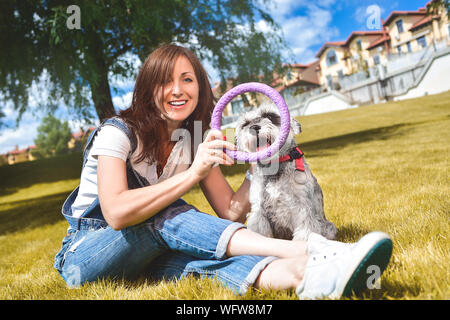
[291,118,302,134]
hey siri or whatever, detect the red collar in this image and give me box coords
[278,146,305,171]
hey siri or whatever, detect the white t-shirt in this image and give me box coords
[71,125,192,218]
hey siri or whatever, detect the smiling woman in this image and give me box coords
[155,56,200,141]
[119,45,214,174]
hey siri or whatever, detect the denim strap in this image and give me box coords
[82,117,137,169]
[63,117,144,229]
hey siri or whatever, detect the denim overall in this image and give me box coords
[53,117,277,294]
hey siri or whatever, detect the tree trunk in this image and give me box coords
[87,31,117,122]
[90,66,117,122]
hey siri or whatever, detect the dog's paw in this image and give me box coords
[324,222,338,240]
[292,228,310,241]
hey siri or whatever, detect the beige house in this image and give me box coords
[274,61,321,94]
[212,62,321,115]
[366,33,391,66]
[67,127,95,151]
[384,3,449,55]
[315,41,347,89]
[5,145,37,165]
[316,32,385,89]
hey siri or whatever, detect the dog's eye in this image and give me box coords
[242,120,250,128]
[262,112,280,125]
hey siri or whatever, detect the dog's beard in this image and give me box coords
[245,134,273,153]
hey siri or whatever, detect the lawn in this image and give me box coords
[0,91,449,300]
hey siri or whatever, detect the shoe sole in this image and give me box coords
[338,232,393,298]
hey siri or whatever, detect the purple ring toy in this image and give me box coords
[211,82,290,162]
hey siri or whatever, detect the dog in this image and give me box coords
[235,102,337,241]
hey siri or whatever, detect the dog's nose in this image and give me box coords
[249,124,261,135]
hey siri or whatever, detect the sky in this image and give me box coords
[0,0,431,154]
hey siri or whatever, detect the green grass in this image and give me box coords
[1,91,449,299]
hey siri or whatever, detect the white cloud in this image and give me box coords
[260,2,339,64]
[112,91,133,111]
[0,120,40,154]
[109,52,141,92]
[202,58,221,86]
[67,118,100,133]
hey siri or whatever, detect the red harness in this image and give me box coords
[278,146,305,171]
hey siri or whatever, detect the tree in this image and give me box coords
[0,0,288,125]
[426,0,450,19]
[34,114,72,157]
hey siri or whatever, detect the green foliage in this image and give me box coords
[34,114,72,157]
[0,0,288,124]
[29,148,44,160]
[426,0,450,19]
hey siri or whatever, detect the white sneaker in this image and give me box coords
[297,231,393,299]
[306,232,354,255]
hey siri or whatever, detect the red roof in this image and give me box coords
[71,127,96,139]
[367,34,391,50]
[409,14,440,31]
[316,31,385,58]
[6,146,34,155]
[275,60,321,92]
[72,131,85,139]
[288,61,316,68]
[344,31,385,46]
[315,41,346,58]
[383,10,426,26]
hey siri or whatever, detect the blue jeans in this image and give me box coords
[54,198,277,295]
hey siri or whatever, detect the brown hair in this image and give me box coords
[119,44,215,174]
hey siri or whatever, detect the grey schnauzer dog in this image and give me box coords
[235,102,337,241]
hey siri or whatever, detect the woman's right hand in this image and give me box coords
[189,129,237,180]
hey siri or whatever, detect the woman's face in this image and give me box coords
[156,55,199,131]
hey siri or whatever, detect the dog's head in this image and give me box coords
[235,102,301,158]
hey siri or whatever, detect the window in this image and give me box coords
[231,99,244,114]
[396,19,404,33]
[356,40,362,51]
[326,49,338,66]
[326,75,333,89]
[397,45,402,54]
[337,70,344,79]
[364,59,369,68]
[286,69,292,81]
[406,41,412,52]
[373,55,380,65]
[417,36,427,48]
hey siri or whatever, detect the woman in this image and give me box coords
[54,44,392,299]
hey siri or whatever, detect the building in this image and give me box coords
[384,4,449,56]
[1,127,96,166]
[67,127,95,151]
[316,32,387,89]
[315,41,347,90]
[212,61,321,118]
[275,61,321,106]
[197,1,450,124]
[316,0,449,90]
[5,145,37,165]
